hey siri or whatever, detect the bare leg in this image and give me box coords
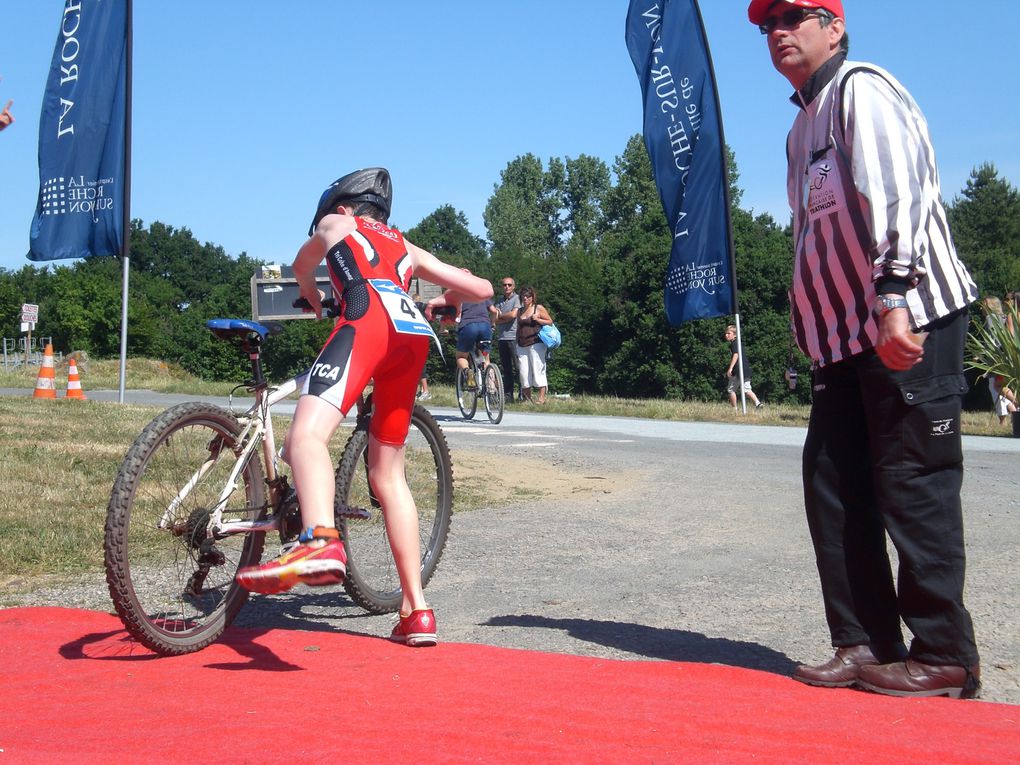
[236,395,347,594]
[285,395,345,529]
[747,390,761,406]
[536,386,547,404]
[367,435,427,615]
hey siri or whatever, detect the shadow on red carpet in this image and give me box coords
[0,607,1016,764]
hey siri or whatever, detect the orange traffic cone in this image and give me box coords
[65,359,86,400]
[33,343,57,399]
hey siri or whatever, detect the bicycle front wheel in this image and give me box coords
[105,402,266,655]
[455,365,478,419]
[335,405,454,613]
[482,363,504,424]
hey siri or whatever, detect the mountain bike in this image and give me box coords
[455,338,504,424]
[104,300,454,656]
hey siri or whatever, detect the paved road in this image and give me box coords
[4,389,1018,704]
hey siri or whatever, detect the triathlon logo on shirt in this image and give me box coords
[806,153,846,222]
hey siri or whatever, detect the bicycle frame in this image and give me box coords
[157,368,309,542]
[470,340,491,374]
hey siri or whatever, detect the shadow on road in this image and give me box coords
[484,614,799,674]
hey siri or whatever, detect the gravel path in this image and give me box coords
[4,406,1017,705]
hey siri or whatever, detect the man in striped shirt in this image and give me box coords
[750,0,981,699]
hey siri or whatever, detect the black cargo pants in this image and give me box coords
[802,309,979,667]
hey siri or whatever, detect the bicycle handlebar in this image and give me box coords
[415,301,457,319]
[292,296,456,322]
[292,296,339,318]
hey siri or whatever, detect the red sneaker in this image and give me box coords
[236,539,346,595]
[389,608,438,647]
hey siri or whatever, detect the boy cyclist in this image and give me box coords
[236,168,492,646]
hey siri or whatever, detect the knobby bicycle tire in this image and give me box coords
[335,404,454,613]
[483,363,504,424]
[455,364,478,420]
[105,402,267,655]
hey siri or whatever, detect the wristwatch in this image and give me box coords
[875,294,909,317]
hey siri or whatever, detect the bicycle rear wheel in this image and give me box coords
[105,402,266,655]
[335,405,454,613]
[455,364,478,419]
[482,363,504,424]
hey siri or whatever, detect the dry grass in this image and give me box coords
[0,398,157,583]
[0,394,538,587]
[0,356,233,396]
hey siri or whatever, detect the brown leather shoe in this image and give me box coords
[792,645,880,688]
[857,660,981,699]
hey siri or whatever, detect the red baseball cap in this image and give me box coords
[747,0,845,25]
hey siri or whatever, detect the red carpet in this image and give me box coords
[1,607,1017,764]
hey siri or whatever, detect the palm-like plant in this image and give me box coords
[966,300,1020,397]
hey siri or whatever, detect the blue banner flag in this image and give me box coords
[29,0,129,262]
[625,0,735,325]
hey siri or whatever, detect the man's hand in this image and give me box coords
[875,307,925,370]
[0,100,14,131]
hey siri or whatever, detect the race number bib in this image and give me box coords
[805,149,847,223]
[367,279,442,352]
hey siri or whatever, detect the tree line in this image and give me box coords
[2,137,1017,408]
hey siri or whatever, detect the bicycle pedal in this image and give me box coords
[337,504,372,520]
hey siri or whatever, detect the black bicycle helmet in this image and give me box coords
[308,167,392,235]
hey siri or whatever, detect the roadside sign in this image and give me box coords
[21,303,39,323]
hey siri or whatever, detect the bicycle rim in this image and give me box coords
[337,405,454,614]
[483,364,504,424]
[105,402,266,655]
[456,365,477,419]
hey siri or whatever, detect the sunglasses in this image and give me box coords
[502,283,514,287]
[758,8,824,34]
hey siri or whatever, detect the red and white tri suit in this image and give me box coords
[303,217,434,445]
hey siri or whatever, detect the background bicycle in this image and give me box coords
[104,302,453,656]
[455,337,504,424]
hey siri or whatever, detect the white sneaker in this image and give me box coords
[418,392,432,401]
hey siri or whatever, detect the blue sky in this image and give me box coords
[1,1,1017,274]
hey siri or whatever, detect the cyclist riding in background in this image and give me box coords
[236,167,492,647]
[455,296,494,387]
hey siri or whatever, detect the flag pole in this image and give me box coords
[117,0,133,404]
[690,0,747,412]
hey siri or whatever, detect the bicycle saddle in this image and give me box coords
[206,318,284,342]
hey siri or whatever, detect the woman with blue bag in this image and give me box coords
[515,286,554,404]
